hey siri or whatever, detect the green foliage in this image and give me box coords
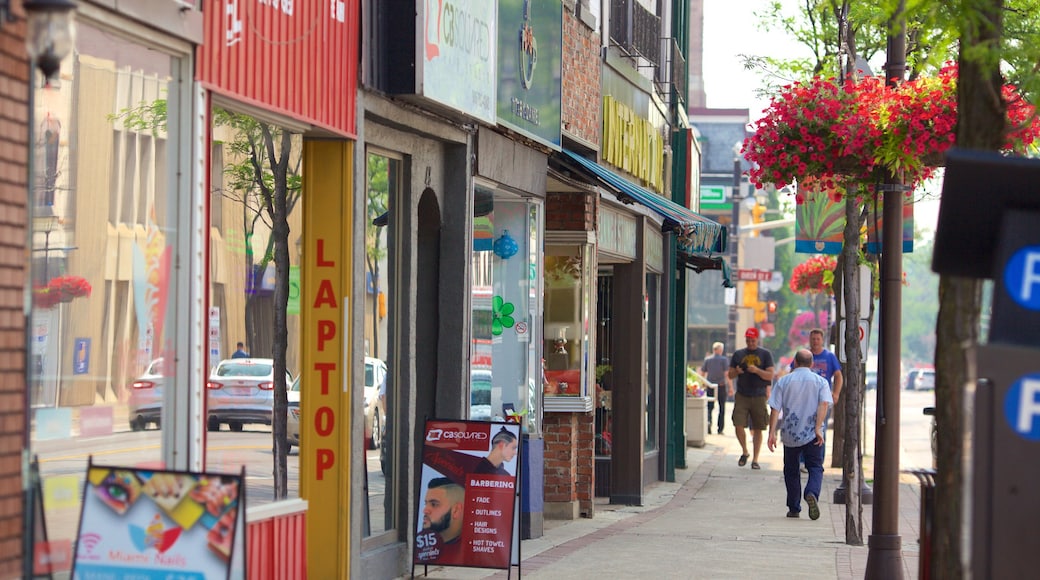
[108,98,168,136]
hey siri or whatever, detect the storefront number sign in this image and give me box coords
[72,461,245,579]
[414,420,520,572]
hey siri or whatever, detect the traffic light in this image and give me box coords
[751,202,766,223]
[767,300,778,322]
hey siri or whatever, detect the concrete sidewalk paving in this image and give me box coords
[411,431,924,579]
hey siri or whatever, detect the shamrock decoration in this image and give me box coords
[491,295,516,336]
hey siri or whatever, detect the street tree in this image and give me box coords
[112,102,300,499]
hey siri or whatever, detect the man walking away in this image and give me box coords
[701,342,731,434]
[728,328,775,469]
[767,349,833,519]
[231,342,249,359]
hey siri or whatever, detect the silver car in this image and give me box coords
[286,375,301,449]
[206,358,292,432]
[127,357,165,431]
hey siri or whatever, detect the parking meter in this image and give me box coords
[933,149,1040,579]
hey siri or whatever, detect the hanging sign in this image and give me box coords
[414,419,521,571]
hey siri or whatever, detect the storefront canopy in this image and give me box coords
[556,150,732,286]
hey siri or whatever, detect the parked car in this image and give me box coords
[127,357,165,431]
[914,369,936,391]
[364,357,387,450]
[286,375,301,450]
[206,358,292,432]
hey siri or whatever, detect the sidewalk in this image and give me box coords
[411,432,924,579]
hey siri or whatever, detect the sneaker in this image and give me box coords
[800,465,808,474]
[786,510,800,518]
[806,493,820,520]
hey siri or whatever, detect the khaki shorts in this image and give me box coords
[732,393,769,430]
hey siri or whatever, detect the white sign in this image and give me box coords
[837,319,869,363]
[1005,375,1040,441]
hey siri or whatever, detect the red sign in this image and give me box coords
[415,420,520,570]
[736,269,773,282]
[197,0,358,137]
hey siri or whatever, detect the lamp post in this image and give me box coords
[23,0,77,87]
[728,142,743,351]
[865,1,906,576]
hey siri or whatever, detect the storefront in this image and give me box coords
[26,1,204,574]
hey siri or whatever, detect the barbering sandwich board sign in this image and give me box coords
[413,419,521,572]
[71,459,246,579]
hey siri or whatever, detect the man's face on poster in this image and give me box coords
[423,487,455,534]
[500,439,518,463]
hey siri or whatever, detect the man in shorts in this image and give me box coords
[728,328,775,470]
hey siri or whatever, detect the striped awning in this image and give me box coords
[558,150,731,286]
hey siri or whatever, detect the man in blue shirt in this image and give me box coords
[767,349,833,519]
[231,342,249,359]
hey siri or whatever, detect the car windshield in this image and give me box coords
[217,362,273,377]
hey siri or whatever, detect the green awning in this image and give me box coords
[558,150,731,286]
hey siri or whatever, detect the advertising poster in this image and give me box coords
[414,420,521,570]
[72,463,245,579]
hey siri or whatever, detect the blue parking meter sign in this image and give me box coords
[1004,373,1040,441]
[1003,246,1040,311]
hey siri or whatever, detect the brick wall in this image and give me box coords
[546,190,596,231]
[561,8,600,145]
[0,3,28,577]
[542,412,596,517]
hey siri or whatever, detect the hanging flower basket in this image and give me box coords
[32,286,62,309]
[789,255,837,296]
[744,64,1040,197]
[47,275,92,303]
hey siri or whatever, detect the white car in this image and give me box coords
[364,357,387,449]
[206,358,292,432]
[127,358,165,431]
[286,375,301,450]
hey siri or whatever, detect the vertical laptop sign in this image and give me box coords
[422,0,497,123]
[415,420,520,570]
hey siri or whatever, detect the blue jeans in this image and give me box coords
[784,439,825,513]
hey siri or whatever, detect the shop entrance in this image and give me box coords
[594,272,613,497]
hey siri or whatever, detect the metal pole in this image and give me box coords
[728,153,741,351]
[865,1,906,576]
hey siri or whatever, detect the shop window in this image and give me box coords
[471,192,542,435]
[543,243,594,405]
[204,106,304,505]
[645,273,660,452]
[363,151,400,539]
[28,19,188,567]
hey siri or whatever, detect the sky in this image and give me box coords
[701,0,942,236]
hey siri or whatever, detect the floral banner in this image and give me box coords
[795,182,844,254]
[864,195,915,254]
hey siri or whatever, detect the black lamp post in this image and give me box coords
[729,142,742,351]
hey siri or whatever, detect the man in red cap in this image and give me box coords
[728,327,775,469]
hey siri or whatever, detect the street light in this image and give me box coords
[23,0,78,87]
[729,142,743,351]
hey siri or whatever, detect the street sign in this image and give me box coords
[1004,374,1040,441]
[735,269,772,282]
[1003,246,1040,311]
[700,185,725,204]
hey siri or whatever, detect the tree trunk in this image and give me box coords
[932,3,1006,576]
[841,186,864,545]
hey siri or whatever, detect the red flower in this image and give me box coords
[790,255,837,296]
[47,275,92,303]
[743,64,1040,200]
